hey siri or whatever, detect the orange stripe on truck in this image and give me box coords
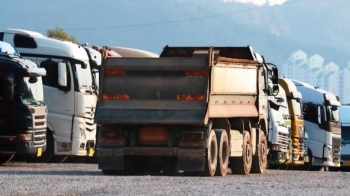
[103,94,130,100]
[105,70,126,76]
[177,95,204,101]
[185,71,206,76]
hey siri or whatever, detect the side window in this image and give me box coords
[22,57,71,91]
[40,60,59,88]
[302,103,318,124]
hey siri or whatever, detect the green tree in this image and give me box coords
[46,27,78,44]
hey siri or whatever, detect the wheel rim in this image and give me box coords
[246,142,251,163]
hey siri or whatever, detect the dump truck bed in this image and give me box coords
[95,46,259,125]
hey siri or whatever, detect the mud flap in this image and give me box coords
[97,148,124,170]
[178,148,205,171]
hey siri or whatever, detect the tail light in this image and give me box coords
[102,131,121,139]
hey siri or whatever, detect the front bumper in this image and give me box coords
[268,150,287,165]
[0,137,47,156]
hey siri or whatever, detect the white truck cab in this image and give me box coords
[268,84,290,165]
[339,105,350,167]
[291,79,341,170]
[0,28,99,162]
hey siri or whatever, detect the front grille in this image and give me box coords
[31,107,47,129]
[303,137,308,156]
[84,118,96,132]
[85,107,95,118]
[278,132,289,152]
[332,137,341,163]
[33,129,46,147]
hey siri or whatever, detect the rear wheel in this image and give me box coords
[230,131,252,175]
[214,129,229,176]
[201,130,218,176]
[0,154,14,165]
[251,131,268,174]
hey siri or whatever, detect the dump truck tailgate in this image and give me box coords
[95,57,209,124]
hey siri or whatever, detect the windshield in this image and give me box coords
[270,107,285,126]
[75,62,93,92]
[0,41,19,56]
[342,126,350,145]
[292,99,303,117]
[21,77,44,105]
[327,106,340,122]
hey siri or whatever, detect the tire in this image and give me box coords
[251,131,268,174]
[0,154,14,165]
[214,129,229,176]
[50,155,69,163]
[26,131,54,163]
[303,149,313,171]
[230,131,252,175]
[64,156,86,163]
[102,169,119,175]
[202,130,218,176]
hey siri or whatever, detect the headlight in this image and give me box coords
[18,134,32,141]
[79,123,86,140]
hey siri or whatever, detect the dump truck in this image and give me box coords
[0,41,47,164]
[279,78,309,167]
[95,46,279,176]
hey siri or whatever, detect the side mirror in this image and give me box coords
[81,63,87,69]
[273,85,279,94]
[272,67,279,84]
[28,77,38,84]
[58,62,67,87]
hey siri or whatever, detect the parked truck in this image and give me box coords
[279,78,309,167]
[1,28,100,162]
[267,84,290,167]
[291,80,341,171]
[96,45,279,176]
[0,41,47,164]
[339,104,350,169]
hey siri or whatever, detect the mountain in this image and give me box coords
[1,0,349,67]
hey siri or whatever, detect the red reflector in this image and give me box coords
[9,138,14,142]
[103,131,121,139]
[105,70,125,76]
[103,94,130,100]
[186,71,206,76]
[177,95,204,101]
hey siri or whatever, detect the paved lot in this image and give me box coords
[0,162,349,196]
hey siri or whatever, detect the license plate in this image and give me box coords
[343,161,350,166]
[37,148,43,157]
[88,148,95,157]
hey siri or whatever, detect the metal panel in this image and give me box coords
[211,65,257,95]
[95,109,206,124]
[209,104,258,118]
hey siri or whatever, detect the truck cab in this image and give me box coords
[291,79,341,170]
[339,105,350,168]
[1,28,99,162]
[0,41,47,164]
[279,78,308,166]
[267,84,290,166]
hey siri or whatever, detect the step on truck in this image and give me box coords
[291,80,341,171]
[1,28,100,162]
[279,78,309,167]
[0,41,47,164]
[96,45,279,176]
